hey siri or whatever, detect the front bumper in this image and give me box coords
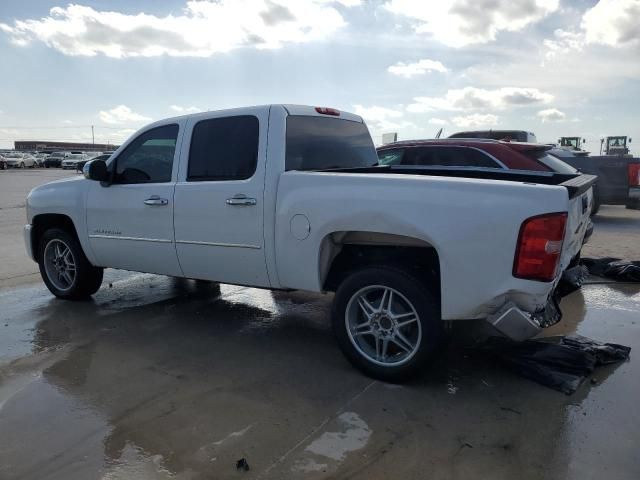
[24,224,35,262]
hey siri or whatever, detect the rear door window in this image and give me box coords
[285,116,377,171]
[188,116,259,181]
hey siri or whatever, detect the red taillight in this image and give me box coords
[315,107,340,116]
[513,213,567,282]
[628,163,640,187]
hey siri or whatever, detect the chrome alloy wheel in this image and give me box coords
[43,239,76,291]
[345,285,422,367]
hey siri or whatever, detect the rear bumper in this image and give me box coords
[487,295,561,341]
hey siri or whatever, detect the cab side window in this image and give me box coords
[113,124,179,184]
[187,116,259,181]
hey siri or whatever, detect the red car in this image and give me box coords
[376,138,578,174]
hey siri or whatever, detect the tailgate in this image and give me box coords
[561,174,597,264]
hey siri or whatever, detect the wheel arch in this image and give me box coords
[320,231,441,307]
[32,213,81,260]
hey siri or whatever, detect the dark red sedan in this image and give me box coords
[376,138,578,174]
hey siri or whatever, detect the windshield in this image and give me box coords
[68,154,83,159]
[285,116,377,171]
[5,153,21,158]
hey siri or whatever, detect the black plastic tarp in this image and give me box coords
[476,335,631,394]
[582,257,640,282]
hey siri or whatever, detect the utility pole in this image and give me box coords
[91,125,95,145]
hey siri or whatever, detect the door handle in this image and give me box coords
[144,195,169,206]
[226,195,257,206]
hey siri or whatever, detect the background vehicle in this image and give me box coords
[33,153,48,166]
[44,151,70,168]
[2,152,36,168]
[24,105,595,381]
[449,130,537,143]
[552,147,640,212]
[601,136,631,156]
[0,154,6,170]
[61,153,88,170]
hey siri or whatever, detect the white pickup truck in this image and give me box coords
[24,105,595,380]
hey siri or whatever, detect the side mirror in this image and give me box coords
[83,159,109,182]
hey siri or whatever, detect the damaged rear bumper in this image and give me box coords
[487,296,561,341]
[486,265,586,341]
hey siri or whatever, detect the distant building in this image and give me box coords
[14,140,118,152]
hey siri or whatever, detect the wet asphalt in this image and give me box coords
[0,271,638,480]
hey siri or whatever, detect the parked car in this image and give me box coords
[24,105,595,381]
[44,151,70,168]
[33,153,48,167]
[62,153,88,170]
[2,152,36,168]
[0,155,6,170]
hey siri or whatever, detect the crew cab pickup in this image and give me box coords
[24,105,596,381]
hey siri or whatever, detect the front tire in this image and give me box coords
[332,266,442,382]
[38,228,103,300]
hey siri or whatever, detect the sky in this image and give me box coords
[0,0,638,154]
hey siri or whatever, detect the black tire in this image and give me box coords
[625,198,640,210]
[331,265,442,382]
[38,228,103,300]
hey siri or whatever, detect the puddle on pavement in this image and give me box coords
[0,275,638,479]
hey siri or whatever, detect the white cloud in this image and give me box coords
[0,1,350,58]
[451,113,499,128]
[537,108,566,122]
[543,1,640,59]
[428,118,449,126]
[543,29,584,59]
[385,0,559,47]
[353,104,414,132]
[388,59,448,78]
[169,105,201,114]
[99,105,151,124]
[582,0,640,47]
[407,87,553,113]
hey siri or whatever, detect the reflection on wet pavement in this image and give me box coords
[0,272,638,479]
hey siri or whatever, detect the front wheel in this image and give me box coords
[38,228,103,300]
[332,266,442,382]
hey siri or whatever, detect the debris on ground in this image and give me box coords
[582,257,640,282]
[475,335,631,394]
[236,458,250,471]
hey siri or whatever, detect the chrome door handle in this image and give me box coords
[144,195,168,206]
[226,195,257,206]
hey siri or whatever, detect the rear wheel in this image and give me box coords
[38,228,103,300]
[332,266,442,382]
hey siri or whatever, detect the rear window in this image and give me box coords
[529,152,578,174]
[285,116,377,171]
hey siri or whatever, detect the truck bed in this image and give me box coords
[320,165,597,199]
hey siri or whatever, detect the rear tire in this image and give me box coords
[38,228,103,300]
[625,198,640,210]
[331,265,442,382]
